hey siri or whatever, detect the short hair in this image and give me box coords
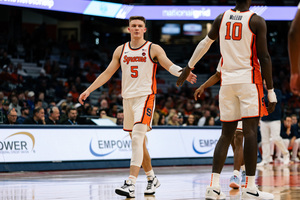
[129,16,146,24]
[236,0,248,3]
[33,107,44,115]
[67,107,77,114]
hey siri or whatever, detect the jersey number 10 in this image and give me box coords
[225,22,242,41]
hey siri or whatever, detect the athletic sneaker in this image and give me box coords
[242,187,274,199]
[115,180,135,198]
[229,175,240,189]
[257,160,270,167]
[292,157,300,162]
[241,171,246,187]
[205,185,226,200]
[144,176,161,195]
[283,153,290,165]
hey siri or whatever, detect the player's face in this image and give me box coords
[128,20,146,39]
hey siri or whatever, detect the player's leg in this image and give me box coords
[142,136,161,195]
[240,84,274,199]
[270,120,290,165]
[206,85,238,200]
[257,120,272,166]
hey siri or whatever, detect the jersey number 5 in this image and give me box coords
[131,66,138,78]
[225,22,242,40]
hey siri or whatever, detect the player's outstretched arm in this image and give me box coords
[194,72,220,100]
[176,14,222,87]
[151,44,197,85]
[78,46,122,105]
[288,8,300,96]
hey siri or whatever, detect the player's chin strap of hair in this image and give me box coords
[268,88,277,103]
[169,64,182,77]
[188,35,214,69]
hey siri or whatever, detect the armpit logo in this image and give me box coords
[0,132,35,153]
[192,138,218,154]
[90,135,131,157]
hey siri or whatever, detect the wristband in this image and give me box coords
[268,88,277,103]
[169,64,182,77]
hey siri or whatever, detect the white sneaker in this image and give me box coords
[292,157,300,162]
[229,175,240,189]
[283,153,290,165]
[241,171,246,187]
[205,185,226,200]
[242,187,274,199]
[115,180,135,198]
[257,160,269,167]
[144,176,161,195]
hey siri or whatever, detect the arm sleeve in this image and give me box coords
[188,35,215,68]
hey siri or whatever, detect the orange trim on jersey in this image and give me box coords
[220,57,223,86]
[151,63,157,94]
[136,94,155,127]
[128,41,148,51]
[250,35,262,84]
[123,128,133,132]
[256,83,268,117]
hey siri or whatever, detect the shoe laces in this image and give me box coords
[146,180,153,190]
[121,181,132,189]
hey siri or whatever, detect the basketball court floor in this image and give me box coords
[0,163,299,200]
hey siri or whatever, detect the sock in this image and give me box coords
[233,170,240,177]
[241,165,245,172]
[245,176,256,188]
[128,175,137,184]
[210,173,220,187]
[145,169,155,180]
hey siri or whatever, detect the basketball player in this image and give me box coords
[194,61,246,190]
[78,16,196,198]
[288,2,300,96]
[177,0,276,199]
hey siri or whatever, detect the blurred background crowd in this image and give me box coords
[0,0,299,128]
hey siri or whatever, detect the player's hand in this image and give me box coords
[194,85,204,100]
[267,102,276,114]
[176,65,191,87]
[186,71,197,84]
[290,73,300,96]
[78,91,90,105]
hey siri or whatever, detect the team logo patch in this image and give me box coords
[142,52,146,56]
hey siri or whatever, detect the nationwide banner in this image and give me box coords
[0,127,233,162]
[0,0,297,21]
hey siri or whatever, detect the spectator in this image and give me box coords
[45,106,60,125]
[198,109,211,126]
[64,107,78,125]
[157,114,166,125]
[98,108,107,118]
[26,91,35,112]
[1,99,10,123]
[4,108,18,125]
[183,114,197,126]
[8,95,21,116]
[17,107,30,124]
[116,109,124,125]
[38,92,48,109]
[57,93,74,108]
[204,116,215,126]
[167,112,180,126]
[23,107,45,124]
[291,114,298,125]
[276,116,298,162]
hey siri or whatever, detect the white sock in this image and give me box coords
[210,173,220,187]
[241,165,245,172]
[245,176,256,188]
[145,169,155,180]
[128,175,137,184]
[233,170,240,177]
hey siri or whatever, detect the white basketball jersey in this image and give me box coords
[219,9,262,86]
[120,41,157,99]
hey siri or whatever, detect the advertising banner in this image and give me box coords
[0,128,233,163]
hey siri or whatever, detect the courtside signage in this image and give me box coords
[0,128,232,162]
[0,0,297,21]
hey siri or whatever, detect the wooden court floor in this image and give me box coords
[0,163,299,200]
